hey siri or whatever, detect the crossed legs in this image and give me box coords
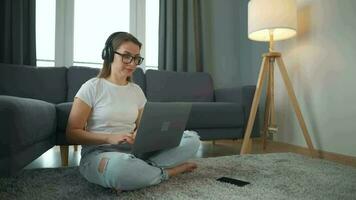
[79,131,200,191]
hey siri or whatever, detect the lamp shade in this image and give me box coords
[248,0,297,42]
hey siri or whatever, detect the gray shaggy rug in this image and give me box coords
[1,153,356,200]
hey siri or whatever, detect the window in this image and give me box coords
[36,0,159,70]
[73,0,130,68]
[36,0,56,67]
[145,0,159,69]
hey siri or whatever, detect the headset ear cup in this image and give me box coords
[102,47,108,60]
[102,31,125,63]
[102,45,114,63]
[107,45,114,63]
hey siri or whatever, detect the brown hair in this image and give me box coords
[97,32,142,81]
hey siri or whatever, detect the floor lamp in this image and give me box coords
[240,0,316,157]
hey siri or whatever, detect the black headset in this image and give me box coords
[101,32,126,63]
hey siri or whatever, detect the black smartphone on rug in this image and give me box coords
[216,177,250,187]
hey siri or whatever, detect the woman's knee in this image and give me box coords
[104,154,135,187]
[104,154,163,190]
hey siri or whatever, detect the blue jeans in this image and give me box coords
[79,131,201,191]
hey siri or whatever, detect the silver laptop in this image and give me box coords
[125,102,192,159]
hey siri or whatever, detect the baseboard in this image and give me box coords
[270,140,356,168]
[208,139,356,168]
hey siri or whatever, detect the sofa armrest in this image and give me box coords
[0,95,56,154]
[214,86,260,137]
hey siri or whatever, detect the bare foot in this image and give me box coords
[166,162,197,177]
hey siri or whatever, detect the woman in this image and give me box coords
[66,32,200,191]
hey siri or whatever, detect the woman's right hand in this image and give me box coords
[106,133,135,145]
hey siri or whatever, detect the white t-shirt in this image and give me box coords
[75,77,147,155]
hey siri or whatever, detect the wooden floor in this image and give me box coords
[25,139,356,169]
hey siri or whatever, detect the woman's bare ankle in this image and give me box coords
[166,162,197,177]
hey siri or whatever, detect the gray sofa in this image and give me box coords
[0,63,259,177]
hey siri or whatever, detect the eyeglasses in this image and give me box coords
[114,51,144,65]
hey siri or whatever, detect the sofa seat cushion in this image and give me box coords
[194,128,244,140]
[56,101,244,131]
[186,102,244,129]
[145,70,214,102]
[56,102,72,132]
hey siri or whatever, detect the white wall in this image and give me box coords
[274,0,356,156]
[201,0,266,88]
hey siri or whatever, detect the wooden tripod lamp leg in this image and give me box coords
[241,57,269,154]
[275,57,317,158]
[269,59,277,130]
[262,61,271,151]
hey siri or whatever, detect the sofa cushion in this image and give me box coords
[0,63,67,104]
[66,66,146,102]
[194,128,244,140]
[186,102,244,129]
[56,102,244,139]
[66,66,100,102]
[132,67,146,94]
[145,70,214,102]
[56,102,72,132]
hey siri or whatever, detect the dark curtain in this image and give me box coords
[0,0,36,65]
[158,0,203,72]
